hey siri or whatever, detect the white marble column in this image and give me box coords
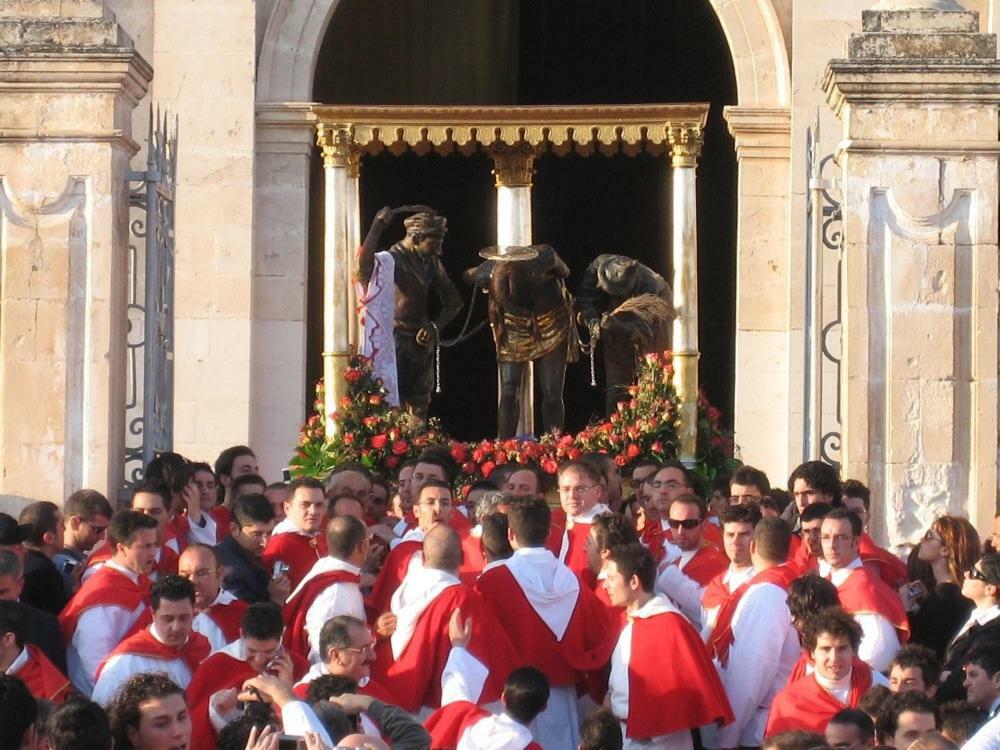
[319,124,354,438]
[346,149,362,350]
[668,126,704,465]
[491,143,537,436]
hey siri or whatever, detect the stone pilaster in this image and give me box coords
[0,0,152,509]
[824,4,1000,545]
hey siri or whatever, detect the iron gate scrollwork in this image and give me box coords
[805,115,842,470]
[123,107,178,497]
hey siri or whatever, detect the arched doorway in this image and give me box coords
[304,0,737,440]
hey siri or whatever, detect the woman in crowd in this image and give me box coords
[107,673,191,750]
[937,552,1000,702]
[906,516,981,656]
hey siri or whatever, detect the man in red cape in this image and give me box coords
[59,510,158,696]
[700,504,760,636]
[0,600,71,703]
[767,606,888,737]
[604,542,733,750]
[703,517,802,749]
[262,477,328,591]
[424,666,548,750]
[819,508,908,672]
[178,543,248,651]
[91,575,210,705]
[370,524,521,716]
[186,602,310,749]
[477,497,618,750]
[282,515,366,662]
[548,460,612,590]
[654,493,729,629]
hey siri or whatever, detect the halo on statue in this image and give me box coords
[478,244,539,262]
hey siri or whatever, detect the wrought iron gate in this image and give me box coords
[804,115,842,470]
[123,108,178,495]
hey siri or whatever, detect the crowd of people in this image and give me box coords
[1,445,999,750]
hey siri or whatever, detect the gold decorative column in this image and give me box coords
[318,123,354,438]
[489,142,537,436]
[346,147,362,350]
[668,125,704,465]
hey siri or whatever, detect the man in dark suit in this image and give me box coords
[18,502,70,616]
[216,492,288,604]
[938,553,1000,702]
[0,548,65,672]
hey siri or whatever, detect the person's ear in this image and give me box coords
[70,516,82,531]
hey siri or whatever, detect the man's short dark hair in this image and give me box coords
[876,691,939,743]
[788,460,842,503]
[307,674,359,703]
[938,701,986,746]
[753,516,791,563]
[0,600,26,648]
[107,510,158,548]
[415,450,457,484]
[858,685,892,724]
[232,473,267,495]
[800,501,835,525]
[557,458,603,486]
[657,460,693,489]
[64,490,113,523]
[215,709,277,750]
[507,497,551,547]
[326,515,368,560]
[144,453,191,495]
[319,615,365,657]
[130,481,170,509]
[591,513,638,553]
[579,707,623,750]
[802,606,863,653]
[607,543,656,593]
[842,480,871,511]
[18,501,61,547]
[762,730,826,750]
[47,698,113,750]
[668,492,707,520]
[241,602,284,641]
[0,674,37,747]
[417,478,453,501]
[480,513,513,561]
[963,642,1000,676]
[824,506,863,536]
[891,645,942,690]
[215,445,255,479]
[327,462,372,482]
[230,493,275,527]
[288,476,324,495]
[720,503,762,528]
[502,667,550,725]
[828,708,875,744]
[151,575,195,611]
[731,465,771,496]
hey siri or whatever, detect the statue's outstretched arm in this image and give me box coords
[358,205,433,284]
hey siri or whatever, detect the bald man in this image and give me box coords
[178,544,248,651]
[370,525,520,716]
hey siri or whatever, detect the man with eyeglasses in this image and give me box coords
[647,462,724,554]
[819,508,907,672]
[53,489,112,596]
[367,478,454,616]
[186,601,310,749]
[178,543,248,652]
[789,502,833,574]
[552,459,612,589]
[326,463,374,509]
[282,515,367,663]
[653,493,729,628]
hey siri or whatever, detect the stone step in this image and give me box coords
[0,0,112,20]
[0,17,128,47]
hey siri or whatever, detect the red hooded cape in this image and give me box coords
[365,539,421,619]
[836,566,910,644]
[674,544,730,587]
[58,565,151,644]
[96,628,212,679]
[765,661,874,737]
[12,645,72,703]
[282,569,360,658]
[201,595,248,645]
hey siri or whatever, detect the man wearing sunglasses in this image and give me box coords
[654,493,729,628]
[53,489,112,597]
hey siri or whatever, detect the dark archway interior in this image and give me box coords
[309,0,737,441]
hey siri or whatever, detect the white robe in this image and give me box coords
[192,589,241,653]
[290,556,365,663]
[91,625,196,706]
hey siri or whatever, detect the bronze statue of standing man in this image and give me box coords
[358,206,462,419]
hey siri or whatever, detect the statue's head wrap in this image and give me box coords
[404,212,447,240]
[597,255,639,296]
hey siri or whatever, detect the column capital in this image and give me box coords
[667,126,703,168]
[488,142,537,187]
[317,123,354,169]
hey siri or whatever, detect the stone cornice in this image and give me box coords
[824,60,1000,117]
[0,51,152,107]
[723,106,791,160]
[311,103,710,157]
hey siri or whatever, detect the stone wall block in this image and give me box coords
[0,1,110,20]
[885,378,921,464]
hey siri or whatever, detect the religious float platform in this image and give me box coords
[291,350,738,494]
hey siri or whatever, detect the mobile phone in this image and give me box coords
[277,736,305,750]
[907,580,928,599]
[282,467,292,482]
[272,560,290,580]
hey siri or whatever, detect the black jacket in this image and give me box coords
[938,610,1000,703]
[216,535,271,603]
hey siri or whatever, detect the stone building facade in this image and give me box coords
[0,0,997,549]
